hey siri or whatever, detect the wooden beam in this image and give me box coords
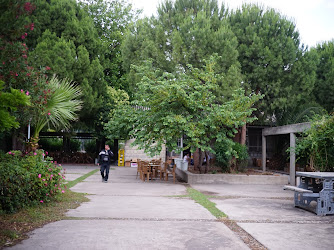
[263,122,311,136]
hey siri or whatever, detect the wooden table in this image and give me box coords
[285,172,334,215]
[149,163,161,179]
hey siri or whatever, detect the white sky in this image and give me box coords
[129,0,334,48]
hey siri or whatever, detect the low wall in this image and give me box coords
[176,168,289,185]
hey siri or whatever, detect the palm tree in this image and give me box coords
[28,75,82,150]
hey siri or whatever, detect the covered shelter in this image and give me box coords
[262,122,311,185]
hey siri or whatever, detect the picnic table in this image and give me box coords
[284,172,334,216]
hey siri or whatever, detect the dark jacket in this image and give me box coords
[98,149,114,164]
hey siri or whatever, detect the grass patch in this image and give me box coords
[187,187,227,218]
[66,168,99,188]
[0,168,99,248]
[165,195,189,198]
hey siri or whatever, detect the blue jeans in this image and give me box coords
[100,162,110,181]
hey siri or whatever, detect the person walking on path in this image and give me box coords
[98,144,114,183]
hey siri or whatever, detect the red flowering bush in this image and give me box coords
[0,150,66,213]
[0,1,36,88]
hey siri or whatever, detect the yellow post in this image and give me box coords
[118,149,125,166]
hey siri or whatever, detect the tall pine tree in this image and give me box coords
[26,0,105,129]
[228,4,318,125]
[312,40,334,113]
[121,0,243,100]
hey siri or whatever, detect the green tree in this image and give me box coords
[228,4,318,125]
[79,0,140,91]
[312,40,334,113]
[25,0,104,125]
[106,57,262,164]
[121,0,242,99]
[0,0,39,150]
[97,85,130,140]
[0,81,30,132]
[28,75,82,150]
[25,0,139,142]
[78,0,139,144]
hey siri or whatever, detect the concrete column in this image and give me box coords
[290,132,296,186]
[262,135,266,171]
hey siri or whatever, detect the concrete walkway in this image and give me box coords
[9,165,334,250]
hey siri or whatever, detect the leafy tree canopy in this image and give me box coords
[24,0,105,127]
[0,81,30,132]
[312,40,334,113]
[121,0,242,99]
[79,0,140,92]
[228,4,318,125]
[105,56,262,156]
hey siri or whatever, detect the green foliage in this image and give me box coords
[79,0,140,91]
[312,40,334,113]
[214,138,235,171]
[215,140,249,172]
[98,86,130,139]
[69,139,81,152]
[121,0,242,98]
[106,56,262,156]
[233,142,249,171]
[0,0,36,90]
[24,0,104,124]
[0,81,30,132]
[29,75,82,139]
[39,138,63,152]
[24,0,138,135]
[228,4,318,125]
[39,138,81,152]
[83,139,97,154]
[0,150,66,213]
[279,102,327,125]
[295,114,334,171]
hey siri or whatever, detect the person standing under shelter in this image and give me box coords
[98,144,114,183]
[183,153,190,163]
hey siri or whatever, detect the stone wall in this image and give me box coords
[124,138,166,162]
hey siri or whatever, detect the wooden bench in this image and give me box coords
[283,185,313,193]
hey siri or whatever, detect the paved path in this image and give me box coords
[9,165,334,250]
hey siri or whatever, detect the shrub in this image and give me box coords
[0,150,66,213]
[84,139,97,154]
[69,139,81,152]
[233,143,249,171]
[214,139,234,172]
[214,139,249,172]
[39,138,63,152]
[294,114,334,171]
[39,137,81,152]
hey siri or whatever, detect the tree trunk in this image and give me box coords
[193,148,199,171]
[198,148,203,174]
[204,151,209,173]
[241,124,246,145]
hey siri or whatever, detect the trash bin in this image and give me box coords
[181,161,188,171]
[175,158,182,169]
